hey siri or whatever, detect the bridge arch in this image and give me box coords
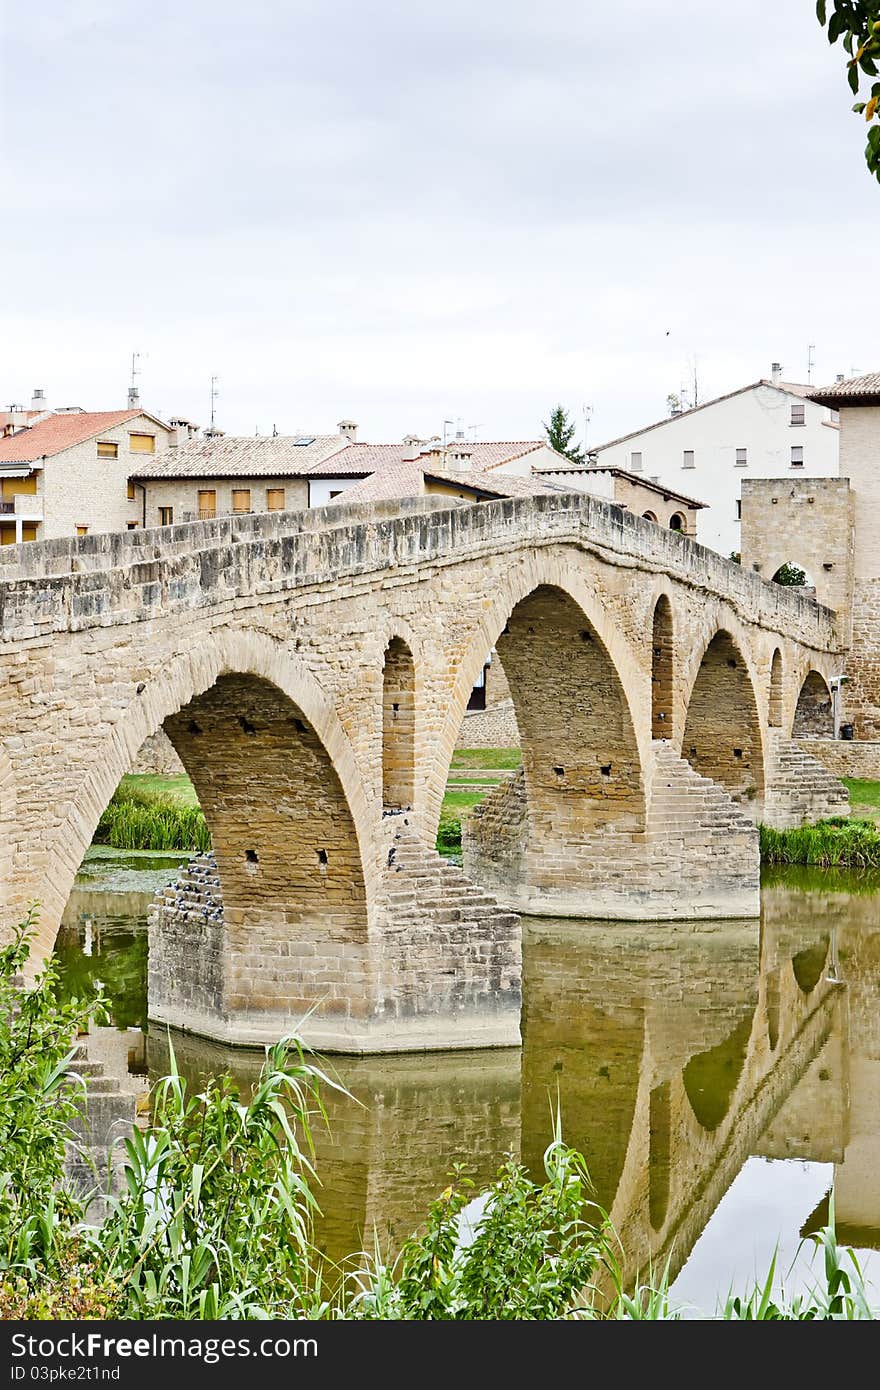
[768,649,783,728]
[434,554,646,829]
[792,670,834,739]
[651,595,675,739]
[681,629,765,803]
[382,635,416,811]
[31,628,372,964]
[682,1013,753,1132]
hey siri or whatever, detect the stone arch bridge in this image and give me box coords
[0,491,848,1052]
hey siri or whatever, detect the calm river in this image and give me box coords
[57,847,880,1315]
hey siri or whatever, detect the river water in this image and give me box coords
[56,848,880,1315]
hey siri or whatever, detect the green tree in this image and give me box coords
[817,1,880,181]
[542,405,585,464]
[772,562,809,586]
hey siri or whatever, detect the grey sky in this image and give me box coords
[1,0,877,447]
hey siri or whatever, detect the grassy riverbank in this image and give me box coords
[96,779,209,852]
[112,750,522,859]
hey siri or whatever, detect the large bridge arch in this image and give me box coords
[432,550,647,834]
[681,627,766,805]
[25,627,374,964]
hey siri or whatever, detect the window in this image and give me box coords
[735,447,747,467]
[790,404,805,427]
[791,446,804,468]
[127,521,138,530]
[736,499,742,520]
[266,488,285,511]
[159,506,173,526]
[97,440,118,459]
[127,482,136,500]
[682,450,695,468]
[630,451,643,471]
[232,488,251,513]
[329,490,343,499]
[642,510,657,523]
[197,489,216,519]
[75,525,88,536]
[129,433,155,454]
[669,513,686,532]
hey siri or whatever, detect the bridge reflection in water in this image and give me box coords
[60,870,880,1304]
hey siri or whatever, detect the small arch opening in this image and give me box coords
[768,649,783,728]
[793,671,833,739]
[383,636,416,811]
[651,595,674,738]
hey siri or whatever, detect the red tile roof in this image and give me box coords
[0,411,147,463]
[307,440,554,477]
[336,461,567,504]
[807,372,880,406]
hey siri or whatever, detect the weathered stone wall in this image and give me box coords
[455,697,519,749]
[794,737,880,781]
[740,477,854,619]
[130,729,185,776]
[846,577,880,737]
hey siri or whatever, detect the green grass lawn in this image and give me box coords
[843,777,880,810]
[119,774,200,807]
[121,760,514,858]
[450,748,521,770]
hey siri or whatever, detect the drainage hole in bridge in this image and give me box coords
[245,849,259,863]
[238,715,257,735]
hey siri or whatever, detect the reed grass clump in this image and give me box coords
[95,787,211,853]
[759,817,880,868]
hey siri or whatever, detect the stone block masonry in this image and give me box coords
[0,488,849,1052]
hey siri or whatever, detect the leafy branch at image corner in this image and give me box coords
[817,0,880,180]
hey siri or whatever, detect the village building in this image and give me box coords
[0,402,175,545]
[588,364,841,559]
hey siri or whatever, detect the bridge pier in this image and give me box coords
[463,741,761,920]
[148,815,522,1054]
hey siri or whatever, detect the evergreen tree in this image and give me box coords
[542,405,584,464]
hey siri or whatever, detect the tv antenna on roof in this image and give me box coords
[807,344,816,384]
[128,351,141,408]
[210,375,220,430]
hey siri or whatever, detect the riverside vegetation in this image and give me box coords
[0,918,876,1321]
[101,767,880,867]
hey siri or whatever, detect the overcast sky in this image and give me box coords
[1,0,877,447]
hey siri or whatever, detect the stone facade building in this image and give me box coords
[0,406,174,544]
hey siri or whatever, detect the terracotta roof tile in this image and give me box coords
[336,462,567,505]
[807,372,880,406]
[0,411,147,463]
[129,433,348,479]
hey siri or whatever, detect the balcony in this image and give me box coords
[0,496,43,519]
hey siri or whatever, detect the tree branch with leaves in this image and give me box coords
[817,0,880,181]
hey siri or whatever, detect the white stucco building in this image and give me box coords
[589,365,841,559]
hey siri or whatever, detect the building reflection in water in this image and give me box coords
[58,867,880,1301]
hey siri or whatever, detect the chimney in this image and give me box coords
[402,433,423,462]
[337,419,358,443]
[8,405,29,429]
[127,385,140,409]
[836,373,845,383]
[770,362,782,384]
[30,387,46,412]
